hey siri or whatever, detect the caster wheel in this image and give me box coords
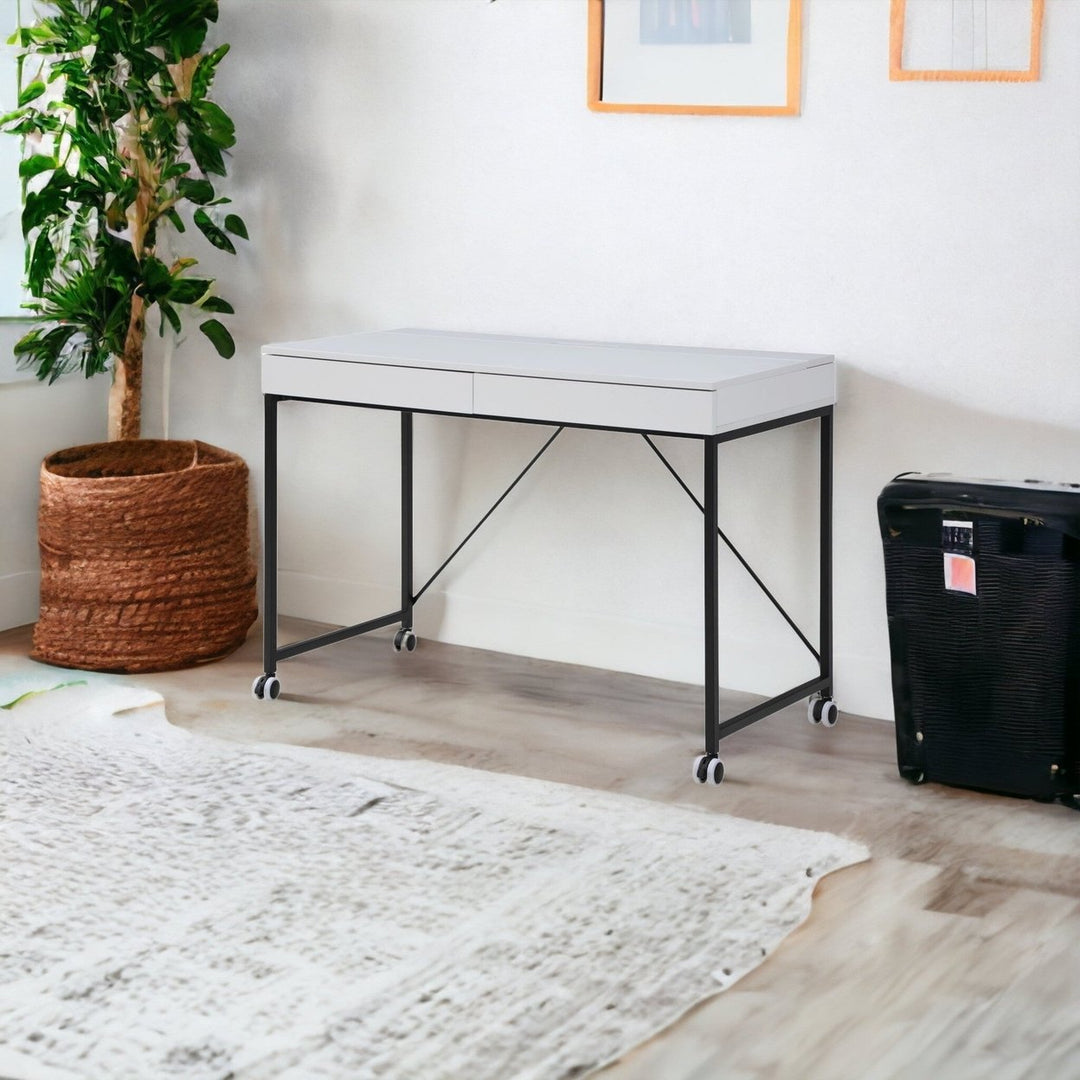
[692,753,725,785]
[252,674,281,701]
[393,629,418,653]
[808,696,839,727]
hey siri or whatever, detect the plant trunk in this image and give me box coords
[107,294,146,441]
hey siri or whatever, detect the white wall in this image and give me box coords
[67,0,1080,719]
[0,322,106,629]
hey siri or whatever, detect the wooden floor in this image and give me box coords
[5,619,1079,1079]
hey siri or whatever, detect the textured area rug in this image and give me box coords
[0,675,867,1080]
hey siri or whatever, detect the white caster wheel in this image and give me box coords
[692,753,725,785]
[808,696,838,727]
[252,674,281,701]
[393,629,418,653]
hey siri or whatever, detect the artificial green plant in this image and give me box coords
[2,0,245,440]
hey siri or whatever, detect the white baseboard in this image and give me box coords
[278,570,896,720]
[278,571,400,635]
[834,653,895,724]
[0,571,38,632]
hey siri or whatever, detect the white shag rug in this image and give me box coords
[0,675,867,1080]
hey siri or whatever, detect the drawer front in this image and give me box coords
[262,353,473,413]
[713,364,835,433]
[473,373,715,434]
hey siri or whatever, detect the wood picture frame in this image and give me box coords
[889,0,1044,83]
[587,0,802,116]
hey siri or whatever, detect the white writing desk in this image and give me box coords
[255,329,838,784]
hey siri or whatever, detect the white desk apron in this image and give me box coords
[256,329,838,784]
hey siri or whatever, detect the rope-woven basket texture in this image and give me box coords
[33,440,258,673]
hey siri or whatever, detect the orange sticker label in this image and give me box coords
[944,552,977,595]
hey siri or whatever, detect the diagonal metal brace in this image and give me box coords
[641,433,820,663]
[413,426,565,604]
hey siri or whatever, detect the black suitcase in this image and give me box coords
[878,473,1080,808]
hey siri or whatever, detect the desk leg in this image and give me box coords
[253,394,282,701]
[397,410,416,651]
[694,435,724,784]
[819,408,834,694]
[263,393,279,675]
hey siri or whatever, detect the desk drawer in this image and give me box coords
[473,373,714,434]
[262,353,473,413]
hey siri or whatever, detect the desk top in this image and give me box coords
[262,329,835,436]
[263,329,833,392]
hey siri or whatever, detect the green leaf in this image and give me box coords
[15,323,81,382]
[158,299,182,336]
[187,131,225,176]
[176,177,214,205]
[4,112,61,137]
[17,80,46,106]
[22,178,70,236]
[223,213,247,240]
[194,99,235,148]
[164,208,186,233]
[200,318,234,358]
[1,680,87,709]
[27,234,56,295]
[168,276,212,304]
[161,162,192,181]
[13,326,43,354]
[140,256,174,302]
[12,25,56,48]
[193,209,235,254]
[191,43,229,100]
[19,153,57,179]
[166,22,209,64]
[185,99,235,175]
[199,295,234,314]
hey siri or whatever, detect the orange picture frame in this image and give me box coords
[889,0,1044,82]
[587,0,802,115]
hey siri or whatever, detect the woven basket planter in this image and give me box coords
[33,439,258,673]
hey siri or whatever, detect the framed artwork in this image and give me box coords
[890,0,1044,82]
[587,0,802,115]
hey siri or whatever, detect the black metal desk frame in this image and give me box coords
[258,395,835,782]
